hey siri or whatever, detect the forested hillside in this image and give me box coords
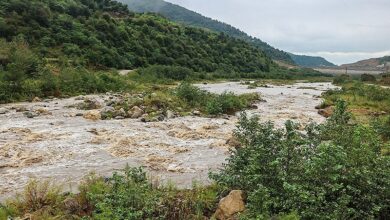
[290,54,337,67]
[0,0,271,73]
[119,0,295,64]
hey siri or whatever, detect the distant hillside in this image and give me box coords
[290,54,337,68]
[341,56,390,71]
[119,0,295,64]
[120,0,337,68]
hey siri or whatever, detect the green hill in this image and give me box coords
[0,0,271,73]
[121,0,336,68]
[290,54,337,68]
[119,0,295,64]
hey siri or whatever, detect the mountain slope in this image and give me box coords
[290,54,337,68]
[341,56,390,71]
[0,0,271,73]
[121,0,336,68]
[119,0,295,64]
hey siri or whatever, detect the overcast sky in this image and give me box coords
[165,0,390,65]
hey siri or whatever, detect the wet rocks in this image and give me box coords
[318,106,334,118]
[192,110,201,116]
[77,98,102,110]
[213,190,245,220]
[35,108,52,116]
[24,111,39,118]
[128,106,144,119]
[100,106,115,119]
[14,105,28,112]
[83,110,101,121]
[166,110,175,119]
[32,97,42,102]
[0,108,9,114]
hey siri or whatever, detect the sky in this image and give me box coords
[165,0,390,65]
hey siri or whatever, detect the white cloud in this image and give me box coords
[166,0,390,64]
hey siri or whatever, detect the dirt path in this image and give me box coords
[0,82,337,201]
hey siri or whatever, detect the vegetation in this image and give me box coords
[323,81,390,123]
[120,0,295,64]
[1,101,389,219]
[0,166,219,220]
[0,0,272,72]
[175,82,259,115]
[0,38,133,103]
[289,53,336,68]
[211,100,390,219]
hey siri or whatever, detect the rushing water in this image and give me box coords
[0,81,337,201]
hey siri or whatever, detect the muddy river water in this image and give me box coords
[0,82,337,200]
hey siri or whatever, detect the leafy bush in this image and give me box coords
[211,100,390,219]
[175,83,259,115]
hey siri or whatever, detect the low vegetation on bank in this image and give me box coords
[1,101,389,220]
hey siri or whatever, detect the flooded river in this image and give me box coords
[0,82,337,200]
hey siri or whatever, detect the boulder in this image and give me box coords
[192,110,201,116]
[32,97,42,102]
[24,111,39,118]
[128,106,144,119]
[166,110,175,119]
[83,110,101,121]
[77,98,102,110]
[35,108,52,115]
[214,190,245,220]
[318,106,334,118]
[100,106,115,119]
[14,106,28,112]
[0,108,9,114]
[113,108,126,118]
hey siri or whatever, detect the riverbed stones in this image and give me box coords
[166,110,175,119]
[0,108,9,114]
[192,110,201,116]
[213,190,245,220]
[83,110,101,121]
[318,106,334,118]
[128,106,144,119]
[32,97,42,102]
[77,98,102,110]
[24,111,39,118]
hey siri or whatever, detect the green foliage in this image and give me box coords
[0,38,133,103]
[0,0,272,73]
[175,83,259,115]
[121,0,295,64]
[289,54,336,68]
[211,100,390,219]
[333,74,352,84]
[322,81,390,122]
[361,73,377,82]
[373,115,390,141]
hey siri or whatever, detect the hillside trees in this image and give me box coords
[0,0,272,73]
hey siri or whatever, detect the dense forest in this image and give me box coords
[0,0,272,73]
[119,0,295,64]
[121,0,337,68]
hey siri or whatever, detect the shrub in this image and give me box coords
[361,73,376,82]
[211,100,390,219]
[175,82,207,107]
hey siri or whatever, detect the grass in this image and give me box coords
[0,167,220,220]
[323,80,390,123]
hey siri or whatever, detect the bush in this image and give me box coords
[211,100,390,219]
[361,73,376,82]
[175,83,259,116]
